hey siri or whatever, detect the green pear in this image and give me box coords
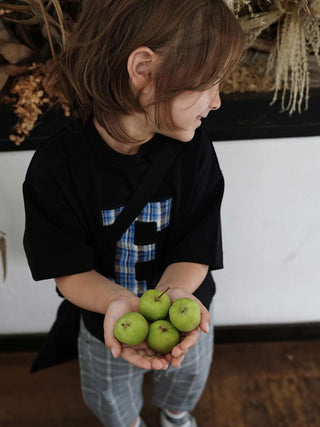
[139,288,171,321]
[114,312,149,345]
[169,297,201,332]
[147,320,180,354]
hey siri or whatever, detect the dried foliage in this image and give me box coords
[226,0,320,114]
[223,54,275,93]
[0,0,79,144]
[268,0,320,113]
[225,0,255,15]
[2,59,70,144]
[0,0,320,146]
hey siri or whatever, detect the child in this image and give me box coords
[23,0,244,426]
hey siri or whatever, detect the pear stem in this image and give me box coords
[156,287,170,301]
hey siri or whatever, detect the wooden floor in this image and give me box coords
[0,340,319,427]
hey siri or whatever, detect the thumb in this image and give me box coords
[105,334,122,359]
[103,307,122,358]
[199,305,210,334]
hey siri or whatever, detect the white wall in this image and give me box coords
[213,136,320,325]
[0,150,61,334]
[0,136,319,334]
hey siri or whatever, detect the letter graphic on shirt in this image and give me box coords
[101,198,172,296]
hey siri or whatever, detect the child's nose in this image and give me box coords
[209,87,221,111]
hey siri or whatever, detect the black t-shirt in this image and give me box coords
[23,119,224,343]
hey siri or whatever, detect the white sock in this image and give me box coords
[162,409,192,427]
[131,416,141,427]
[164,409,189,420]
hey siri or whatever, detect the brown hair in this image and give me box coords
[58,0,245,142]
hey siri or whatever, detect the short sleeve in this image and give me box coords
[164,135,224,271]
[22,142,95,281]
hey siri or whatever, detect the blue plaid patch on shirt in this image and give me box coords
[101,198,173,295]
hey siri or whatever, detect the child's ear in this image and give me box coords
[127,47,158,92]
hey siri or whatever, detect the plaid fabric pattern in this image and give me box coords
[101,206,124,227]
[78,302,214,427]
[101,198,173,296]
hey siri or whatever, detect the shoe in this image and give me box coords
[160,410,197,427]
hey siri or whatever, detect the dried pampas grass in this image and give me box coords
[227,0,320,115]
[267,0,320,114]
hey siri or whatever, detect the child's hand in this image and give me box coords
[165,327,201,368]
[103,293,169,370]
[119,341,169,370]
[162,287,210,368]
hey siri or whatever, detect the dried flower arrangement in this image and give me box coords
[224,0,320,114]
[0,0,320,146]
[0,0,76,145]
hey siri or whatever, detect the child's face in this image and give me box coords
[144,84,221,142]
[167,84,221,141]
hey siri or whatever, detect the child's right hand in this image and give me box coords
[103,293,169,370]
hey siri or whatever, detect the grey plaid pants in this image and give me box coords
[78,303,214,427]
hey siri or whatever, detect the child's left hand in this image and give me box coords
[162,287,210,368]
[166,326,202,368]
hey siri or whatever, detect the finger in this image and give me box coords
[144,346,161,358]
[147,351,169,370]
[156,357,169,370]
[104,316,122,358]
[104,318,122,358]
[121,347,169,370]
[151,357,169,370]
[104,299,135,358]
[199,305,210,333]
[136,344,170,370]
[171,345,183,358]
[171,354,185,368]
[135,349,168,369]
[171,327,200,357]
[161,357,170,370]
[108,338,122,358]
[121,348,153,370]
[164,353,173,363]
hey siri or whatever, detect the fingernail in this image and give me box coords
[111,347,117,358]
[204,322,209,333]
